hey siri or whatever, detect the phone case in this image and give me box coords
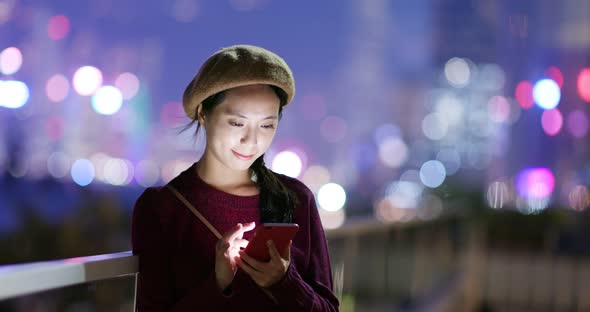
[244,223,299,262]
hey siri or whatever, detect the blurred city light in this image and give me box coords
[515,81,534,109]
[533,79,561,110]
[47,15,70,40]
[71,159,95,187]
[114,72,140,100]
[444,57,471,87]
[135,160,160,187]
[374,123,401,145]
[488,96,511,123]
[378,137,408,168]
[420,160,446,188]
[72,66,103,96]
[385,179,423,209]
[45,74,70,103]
[578,68,590,102]
[568,185,590,211]
[91,86,123,115]
[541,108,563,136]
[104,158,133,186]
[566,110,589,138]
[435,93,464,126]
[0,80,29,109]
[545,66,563,88]
[516,167,555,199]
[422,113,448,140]
[318,209,345,229]
[486,181,511,209]
[271,150,303,178]
[47,152,71,179]
[317,183,346,212]
[0,46,22,75]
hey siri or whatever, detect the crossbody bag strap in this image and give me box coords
[165,184,279,305]
[165,184,222,240]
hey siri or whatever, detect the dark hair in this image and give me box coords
[187,85,298,223]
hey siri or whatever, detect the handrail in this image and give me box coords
[0,251,138,301]
[0,218,425,302]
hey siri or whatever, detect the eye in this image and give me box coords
[261,124,276,129]
[229,121,243,127]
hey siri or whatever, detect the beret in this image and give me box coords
[182,45,295,119]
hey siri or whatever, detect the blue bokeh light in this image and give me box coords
[71,159,95,186]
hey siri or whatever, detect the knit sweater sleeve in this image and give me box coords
[265,184,340,311]
[131,187,232,311]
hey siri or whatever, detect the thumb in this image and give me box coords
[281,240,292,259]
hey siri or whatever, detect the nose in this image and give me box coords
[240,126,257,146]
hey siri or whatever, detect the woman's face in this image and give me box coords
[199,84,281,173]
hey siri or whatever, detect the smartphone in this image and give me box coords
[243,223,299,262]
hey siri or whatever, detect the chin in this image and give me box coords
[226,159,255,172]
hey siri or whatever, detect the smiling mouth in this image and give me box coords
[232,150,255,160]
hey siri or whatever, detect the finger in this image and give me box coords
[234,238,249,249]
[281,240,292,259]
[239,250,266,272]
[267,240,282,263]
[236,256,264,280]
[242,221,256,232]
[232,222,256,241]
[226,223,246,243]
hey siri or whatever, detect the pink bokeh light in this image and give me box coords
[516,167,555,199]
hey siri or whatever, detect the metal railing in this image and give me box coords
[0,217,464,311]
[0,218,387,303]
[0,251,138,305]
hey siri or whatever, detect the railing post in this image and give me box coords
[133,273,138,312]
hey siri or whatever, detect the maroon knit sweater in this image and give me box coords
[131,163,339,311]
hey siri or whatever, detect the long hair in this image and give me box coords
[184,85,297,223]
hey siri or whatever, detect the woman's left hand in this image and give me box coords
[237,240,291,288]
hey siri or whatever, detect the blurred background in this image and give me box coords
[1,0,590,311]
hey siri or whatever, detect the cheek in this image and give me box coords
[259,131,276,147]
[207,126,240,145]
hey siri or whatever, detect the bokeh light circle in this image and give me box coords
[72,66,103,96]
[541,108,563,136]
[444,57,471,87]
[46,74,70,102]
[533,79,561,110]
[271,150,303,178]
[0,80,29,109]
[317,183,347,212]
[47,15,70,40]
[567,110,589,138]
[577,68,590,102]
[0,46,22,75]
[91,85,123,115]
[515,81,534,109]
[71,159,95,186]
[419,160,446,188]
[515,167,555,199]
[114,72,140,100]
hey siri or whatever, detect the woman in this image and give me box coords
[131,45,339,311]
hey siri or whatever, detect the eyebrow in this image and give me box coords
[224,110,278,120]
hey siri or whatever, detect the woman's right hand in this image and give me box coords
[215,222,255,291]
